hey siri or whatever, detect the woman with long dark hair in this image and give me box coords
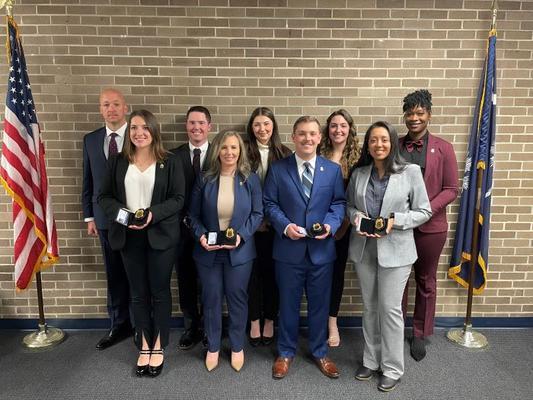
[98,109,185,377]
[245,107,292,346]
[318,109,360,347]
[347,121,431,392]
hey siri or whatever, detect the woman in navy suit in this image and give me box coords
[189,130,263,372]
[98,109,185,377]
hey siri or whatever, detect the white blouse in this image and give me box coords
[257,142,269,182]
[124,163,156,211]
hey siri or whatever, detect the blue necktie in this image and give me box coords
[302,161,313,201]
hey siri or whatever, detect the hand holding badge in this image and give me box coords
[358,213,395,237]
[115,207,151,229]
[206,227,238,246]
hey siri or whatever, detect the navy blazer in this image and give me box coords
[97,154,186,251]
[82,127,109,229]
[189,172,263,267]
[263,154,346,265]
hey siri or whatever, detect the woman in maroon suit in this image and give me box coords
[400,89,459,361]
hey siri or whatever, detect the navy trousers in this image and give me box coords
[276,254,333,359]
[98,229,131,329]
[197,250,253,353]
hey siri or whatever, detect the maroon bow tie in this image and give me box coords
[405,139,424,153]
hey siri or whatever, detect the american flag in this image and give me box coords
[0,16,59,290]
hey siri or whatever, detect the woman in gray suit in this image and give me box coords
[346,121,431,392]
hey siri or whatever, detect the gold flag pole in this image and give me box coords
[446,0,497,350]
[2,0,65,349]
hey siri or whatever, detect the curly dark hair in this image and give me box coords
[402,89,432,113]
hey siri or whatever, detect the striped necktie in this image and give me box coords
[302,161,313,201]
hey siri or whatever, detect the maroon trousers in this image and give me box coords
[402,229,447,338]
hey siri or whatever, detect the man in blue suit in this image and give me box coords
[82,88,132,350]
[264,116,346,379]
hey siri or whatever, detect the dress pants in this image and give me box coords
[329,227,351,317]
[247,230,278,321]
[197,250,253,353]
[402,229,448,338]
[355,239,411,380]
[175,223,202,330]
[121,230,175,350]
[276,253,333,359]
[98,229,131,329]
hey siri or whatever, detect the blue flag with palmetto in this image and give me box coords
[448,28,497,295]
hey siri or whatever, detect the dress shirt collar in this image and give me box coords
[257,142,269,150]
[105,122,127,138]
[189,141,209,154]
[295,153,317,173]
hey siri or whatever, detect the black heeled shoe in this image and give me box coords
[248,334,262,347]
[135,350,151,377]
[262,335,274,346]
[148,349,164,377]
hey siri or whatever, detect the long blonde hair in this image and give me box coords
[204,130,251,182]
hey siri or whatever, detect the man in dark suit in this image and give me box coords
[263,116,346,379]
[170,106,212,350]
[82,88,132,350]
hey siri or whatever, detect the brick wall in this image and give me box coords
[0,0,532,320]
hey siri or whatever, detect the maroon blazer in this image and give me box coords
[400,133,459,234]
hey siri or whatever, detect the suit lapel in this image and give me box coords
[286,155,308,204]
[380,171,398,216]
[229,174,243,229]
[116,157,129,206]
[97,129,107,163]
[149,159,166,207]
[424,133,437,179]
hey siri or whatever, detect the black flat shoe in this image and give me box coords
[248,335,262,347]
[355,365,378,381]
[135,350,151,377]
[262,335,274,346]
[377,375,400,392]
[148,349,164,377]
[410,336,426,361]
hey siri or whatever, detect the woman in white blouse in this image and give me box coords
[98,109,185,378]
[244,107,292,347]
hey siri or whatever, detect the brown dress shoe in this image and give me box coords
[314,357,340,379]
[272,356,292,379]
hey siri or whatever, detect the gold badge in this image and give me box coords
[312,223,321,231]
[374,217,384,230]
[225,227,235,239]
[135,209,145,219]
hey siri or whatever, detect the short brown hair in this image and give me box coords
[292,115,321,135]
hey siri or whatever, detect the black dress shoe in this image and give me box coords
[262,335,274,346]
[355,365,378,381]
[378,375,400,392]
[135,350,151,377]
[148,349,164,377]
[410,337,426,361]
[96,325,132,350]
[179,328,202,350]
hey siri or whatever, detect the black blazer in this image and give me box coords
[170,143,211,213]
[97,153,186,251]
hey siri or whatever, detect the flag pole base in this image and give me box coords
[22,323,65,349]
[446,323,488,349]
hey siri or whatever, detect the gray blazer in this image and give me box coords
[346,164,432,268]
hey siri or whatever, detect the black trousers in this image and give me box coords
[247,230,278,321]
[121,229,174,350]
[329,227,351,317]
[98,229,131,329]
[175,223,202,330]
